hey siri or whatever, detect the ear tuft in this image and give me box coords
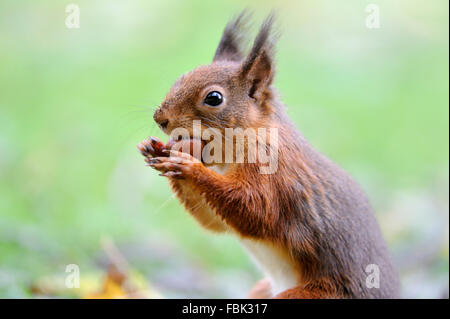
[213,11,251,62]
[240,13,279,101]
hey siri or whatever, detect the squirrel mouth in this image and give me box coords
[167,136,205,155]
[169,135,202,143]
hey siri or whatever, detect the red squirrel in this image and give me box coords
[138,13,399,298]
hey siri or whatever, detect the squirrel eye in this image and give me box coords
[204,91,223,107]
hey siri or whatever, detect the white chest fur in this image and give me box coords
[240,238,298,296]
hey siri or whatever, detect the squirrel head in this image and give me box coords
[154,12,278,137]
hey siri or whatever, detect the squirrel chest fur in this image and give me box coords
[172,163,300,296]
[138,12,399,298]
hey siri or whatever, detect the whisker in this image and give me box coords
[151,193,176,215]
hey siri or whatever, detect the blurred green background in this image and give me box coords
[0,0,448,298]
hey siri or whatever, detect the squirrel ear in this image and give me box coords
[240,13,277,101]
[213,11,250,62]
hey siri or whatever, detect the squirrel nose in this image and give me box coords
[159,119,169,129]
[153,109,169,130]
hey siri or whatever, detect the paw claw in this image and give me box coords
[149,136,160,144]
[145,144,155,154]
[147,158,161,164]
[159,171,184,179]
[138,140,157,157]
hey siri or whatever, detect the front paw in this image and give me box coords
[146,150,202,179]
[137,136,168,158]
